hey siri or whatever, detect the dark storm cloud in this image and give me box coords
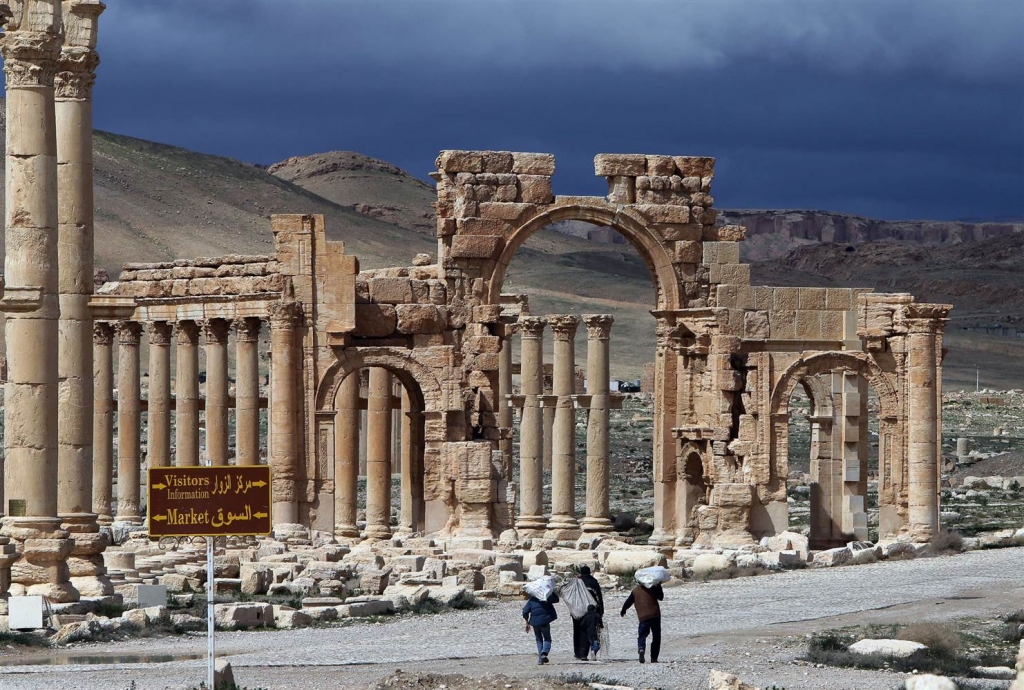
[76,1,1024,219]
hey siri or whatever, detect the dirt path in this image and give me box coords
[2,547,1023,690]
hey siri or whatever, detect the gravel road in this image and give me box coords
[2,547,1023,690]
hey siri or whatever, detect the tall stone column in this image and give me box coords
[542,374,554,472]
[906,307,949,541]
[55,0,104,544]
[581,314,614,534]
[547,315,581,539]
[203,318,230,466]
[147,321,172,468]
[115,321,142,524]
[516,317,548,535]
[235,318,262,466]
[92,322,115,524]
[399,386,424,534]
[648,315,680,547]
[365,367,393,540]
[334,372,361,538]
[497,324,516,523]
[268,302,302,526]
[0,0,79,603]
[175,320,200,467]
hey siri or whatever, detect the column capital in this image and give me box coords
[518,316,547,340]
[268,301,303,330]
[114,320,142,345]
[902,303,953,335]
[146,320,173,345]
[583,314,613,341]
[202,317,231,343]
[93,320,114,345]
[176,319,200,344]
[234,317,263,342]
[1,30,61,88]
[548,314,579,341]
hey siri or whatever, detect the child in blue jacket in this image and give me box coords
[522,591,560,664]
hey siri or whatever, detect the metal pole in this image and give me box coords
[976,365,979,393]
[207,536,215,689]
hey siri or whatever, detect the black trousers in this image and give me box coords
[572,617,590,659]
[638,616,661,661]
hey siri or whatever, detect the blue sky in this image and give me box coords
[67,1,1024,220]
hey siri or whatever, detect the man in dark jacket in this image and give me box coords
[620,582,664,663]
[523,591,559,665]
[573,565,605,660]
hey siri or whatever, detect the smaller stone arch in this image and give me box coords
[770,351,898,420]
[317,346,446,421]
[798,375,835,418]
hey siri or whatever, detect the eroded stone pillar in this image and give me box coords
[547,315,580,539]
[497,324,516,525]
[235,318,262,466]
[175,320,200,467]
[0,0,78,603]
[581,315,614,534]
[649,315,680,547]
[115,321,142,524]
[365,367,393,540]
[269,302,302,526]
[147,321,172,468]
[203,318,230,466]
[516,317,548,535]
[399,386,424,534]
[334,373,360,538]
[907,315,944,541]
[56,1,105,592]
[92,322,114,523]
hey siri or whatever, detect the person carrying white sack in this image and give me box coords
[522,575,560,665]
[620,566,670,663]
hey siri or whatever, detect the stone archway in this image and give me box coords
[316,347,449,539]
[769,351,901,546]
[485,203,683,311]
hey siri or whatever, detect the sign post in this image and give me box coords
[148,465,272,688]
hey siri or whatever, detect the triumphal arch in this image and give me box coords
[0,0,950,602]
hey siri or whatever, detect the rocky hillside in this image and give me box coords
[721,209,1024,261]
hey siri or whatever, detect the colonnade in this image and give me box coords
[333,368,425,540]
[90,315,272,526]
[507,314,617,540]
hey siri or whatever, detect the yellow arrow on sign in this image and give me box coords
[152,514,167,522]
[253,511,268,519]
[250,480,267,488]
[152,483,167,490]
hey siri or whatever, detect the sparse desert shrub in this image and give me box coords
[926,529,964,555]
[897,622,961,656]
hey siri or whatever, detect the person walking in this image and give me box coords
[620,580,664,663]
[523,590,560,665]
[581,604,604,661]
[572,565,604,660]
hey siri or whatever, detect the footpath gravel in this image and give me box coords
[1,547,1022,690]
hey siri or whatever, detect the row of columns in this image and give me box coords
[509,314,616,540]
[334,368,425,540]
[90,316,267,525]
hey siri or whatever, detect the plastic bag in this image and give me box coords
[523,574,556,600]
[634,565,671,588]
[559,576,596,619]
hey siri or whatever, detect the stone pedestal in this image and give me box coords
[175,320,200,467]
[334,373,361,538]
[546,315,580,540]
[515,317,548,536]
[581,315,614,534]
[115,321,142,524]
[146,322,172,468]
[63,514,113,597]
[365,367,393,540]
[203,319,230,466]
[235,318,262,466]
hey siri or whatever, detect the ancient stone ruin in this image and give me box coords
[0,0,952,604]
